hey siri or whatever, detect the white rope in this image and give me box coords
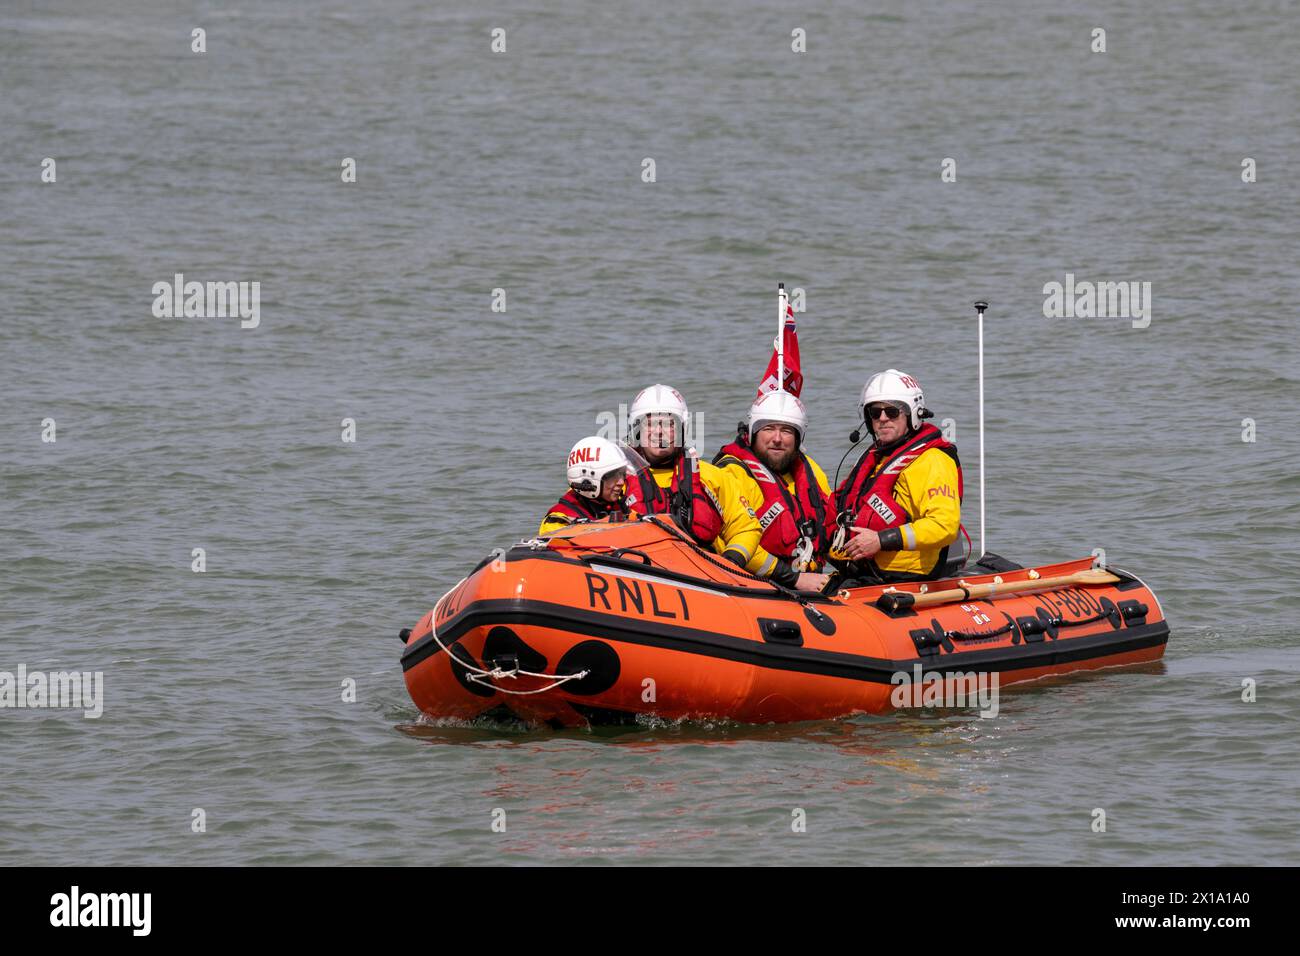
[466,667,590,695]
[427,586,590,696]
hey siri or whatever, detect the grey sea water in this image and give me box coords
[2,0,1298,865]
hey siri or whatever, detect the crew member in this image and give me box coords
[832,369,963,581]
[539,436,635,534]
[625,383,762,569]
[714,390,833,591]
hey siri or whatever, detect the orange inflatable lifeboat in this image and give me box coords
[399,516,1169,726]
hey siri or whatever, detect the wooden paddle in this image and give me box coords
[876,567,1119,612]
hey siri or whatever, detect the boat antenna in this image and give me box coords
[974,300,988,560]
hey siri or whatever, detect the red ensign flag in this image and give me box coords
[756,304,803,397]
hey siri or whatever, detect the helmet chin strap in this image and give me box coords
[641,444,683,468]
[858,408,917,451]
[875,425,917,454]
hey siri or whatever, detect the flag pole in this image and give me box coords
[777,282,787,393]
[974,300,988,560]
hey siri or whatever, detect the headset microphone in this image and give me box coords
[834,426,871,492]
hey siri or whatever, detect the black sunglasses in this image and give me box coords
[866,404,904,421]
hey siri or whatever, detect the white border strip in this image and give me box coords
[587,563,727,596]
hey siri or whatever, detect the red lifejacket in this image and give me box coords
[714,439,830,559]
[627,453,723,545]
[544,489,627,525]
[835,423,963,534]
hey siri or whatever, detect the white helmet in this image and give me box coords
[748,389,807,444]
[628,383,689,447]
[566,436,630,500]
[860,369,929,430]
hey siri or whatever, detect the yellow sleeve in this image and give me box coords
[893,448,961,551]
[539,490,577,535]
[699,461,764,568]
[713,457,780,577]
[539,512,571,535]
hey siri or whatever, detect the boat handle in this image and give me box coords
[759,618,804,646]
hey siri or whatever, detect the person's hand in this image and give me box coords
[842,527,882,561]
[795,572,832,593]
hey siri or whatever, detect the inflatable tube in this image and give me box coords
[400,517,1169,726]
